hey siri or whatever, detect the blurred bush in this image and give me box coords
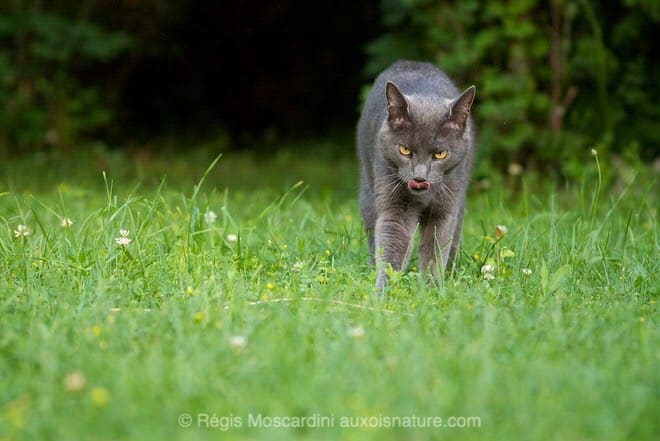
[364,0,660,175]
[0,3,131,155]
[0,1,376,156]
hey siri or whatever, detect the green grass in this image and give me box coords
[1,142,658,440]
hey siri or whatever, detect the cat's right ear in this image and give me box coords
[444,85,476,131]
[386,81,410,128]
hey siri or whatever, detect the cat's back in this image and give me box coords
[380,60,458,96]
[367,60,459,110]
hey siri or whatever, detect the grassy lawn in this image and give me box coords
[1,141,657,440]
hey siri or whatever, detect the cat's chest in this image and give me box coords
[376,184,449,214]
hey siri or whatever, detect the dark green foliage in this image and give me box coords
[365,0,660,174]
[1,0,658,175]
[0,4,131,154]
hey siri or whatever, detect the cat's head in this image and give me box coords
[378,81,475,195]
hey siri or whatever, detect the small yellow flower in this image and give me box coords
[90,387,110,407]
[500,247,515,258]
[3,396,29,428]
[193,312,204,323]
[325,249,331,257]
[90,325,102,337]
[186,286,195,296]
[266,282,274,290]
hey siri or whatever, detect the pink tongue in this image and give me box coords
[408,180,430,190]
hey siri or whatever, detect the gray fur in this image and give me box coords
[357,60,476,290]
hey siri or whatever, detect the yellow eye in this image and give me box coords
[398,144,412,156]
[433,150,448,160]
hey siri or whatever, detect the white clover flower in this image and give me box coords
[13,224,30,238]
[226,233,238,242]
[348,326,365,338]
[60,217,73,228]
[204,210,217,224]
[115,237,131,246]
[229,335,247,352]
[507,163,523,176]
[481,264,495,280]
[521,268,533,276]
[115,229,131,246]
[64,371,86,392]
[495,225,508,238]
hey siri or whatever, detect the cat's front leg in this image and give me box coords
[419,214,458,278]
[374,212,417,290]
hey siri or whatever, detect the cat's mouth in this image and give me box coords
[407,179,430,191]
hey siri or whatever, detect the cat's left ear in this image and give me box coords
[445,85,476,130]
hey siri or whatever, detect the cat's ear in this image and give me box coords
[444,85,476,131]
[386,81,410,127]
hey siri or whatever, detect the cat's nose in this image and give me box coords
[412,164,428,180]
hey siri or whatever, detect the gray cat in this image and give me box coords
[357,60,476,290]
